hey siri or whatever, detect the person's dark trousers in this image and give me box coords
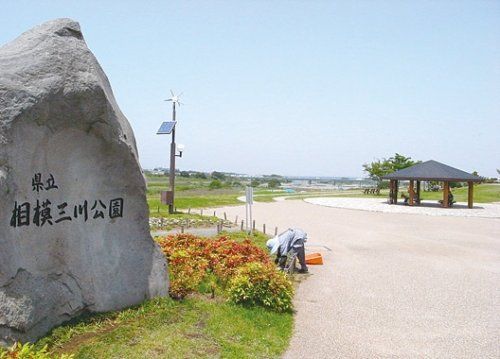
[294,245,308,271]
[276,245,308,271]
[277,255,287,270]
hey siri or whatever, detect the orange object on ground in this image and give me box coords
[305,252,323,265]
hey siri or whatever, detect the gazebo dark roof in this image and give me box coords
[382,160,481,182]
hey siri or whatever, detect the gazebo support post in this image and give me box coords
[468,181,473,209]
[394,180,398,204]
[443,181,450,208]
[389,180,394,204]
[409,180,415,206]
[390,180,397,204]
[416,181,421,204]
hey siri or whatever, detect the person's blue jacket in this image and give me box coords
[266,228,307,256]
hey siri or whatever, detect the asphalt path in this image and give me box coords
[211,200,500,358]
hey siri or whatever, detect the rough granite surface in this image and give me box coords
[0,18,168,344]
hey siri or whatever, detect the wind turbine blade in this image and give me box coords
[170,89,175,97]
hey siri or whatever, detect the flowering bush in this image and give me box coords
[157,234,293,311]
[227,262,294,312]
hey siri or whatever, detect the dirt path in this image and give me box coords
[211,200,500,358]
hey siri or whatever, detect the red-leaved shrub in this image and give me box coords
[157,234,271,299]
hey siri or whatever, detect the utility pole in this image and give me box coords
[157,91,184,215]
[168,101,177,214]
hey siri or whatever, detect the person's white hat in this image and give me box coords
[266,236,280,255]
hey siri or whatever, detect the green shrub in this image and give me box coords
[0,342,73,359]
[209,179,223,189]
[227,262,294,312]
[211,171,226,180]
[267,179,281,188]
[377,181,389,189]
[250,179,260,187]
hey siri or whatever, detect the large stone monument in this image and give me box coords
[0,19,169,344]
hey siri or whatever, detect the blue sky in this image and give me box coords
[1,1,499,177]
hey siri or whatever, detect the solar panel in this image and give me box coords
[157,121,176,134]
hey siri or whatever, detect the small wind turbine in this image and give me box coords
[165,90,184,120]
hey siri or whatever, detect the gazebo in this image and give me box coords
[382,160,482,208]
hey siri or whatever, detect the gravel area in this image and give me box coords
[211,200,500,358]
[305,197,500,218]
[150,226,238,238]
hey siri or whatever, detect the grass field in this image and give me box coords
[146,175,286,215]
[146,175,500,216]
[146,175,370,214]
[276,184,500,203]
[147,175,241,215]
[419,184,500,203]
[148,192,241,216]
[35,296,292,359]
[216,230,270,250]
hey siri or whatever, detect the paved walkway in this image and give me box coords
[211,200,500,358]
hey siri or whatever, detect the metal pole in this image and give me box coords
[249,188,253,234]
[168,102,176,214]
[245,200,249,232]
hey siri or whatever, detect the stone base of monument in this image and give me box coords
[0,19,169,345]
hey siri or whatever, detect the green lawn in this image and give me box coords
[148,193,241,216]
[147,175,243,215]
[217,230,270,250]
[273,184,500,204]
[146,175,350,213]
[34,296,292,359]
[147,176,287,215]
[419,184,500,203]
[147,174,500,216]
[278,190,388,201]
[147,182,383,214]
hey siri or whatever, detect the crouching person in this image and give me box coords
[266,228,308,273]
